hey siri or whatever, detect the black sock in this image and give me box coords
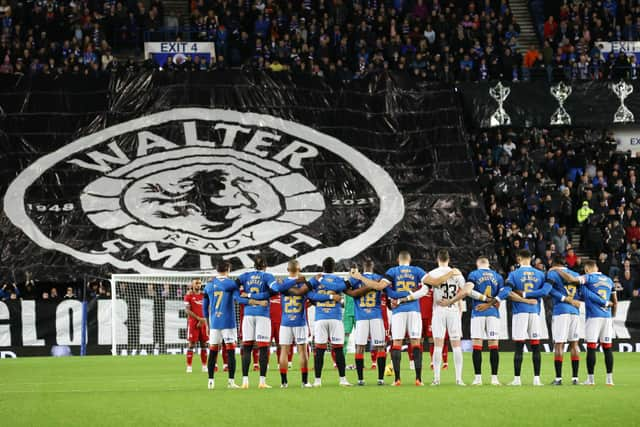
[473,349,482,375]
[490,348,499,376]
[355,356,364,381]
[514,342,524,377]
[554,359,562,378]
[532,344,541,376]
[587,348,596,375]
[412,346,423,382]
[302,370,308,384]
[207,349,218,379]
[377,354,386,381]
[280,372,287,385]
[604,348,614,374]
[335,347,346,377]
[227,349,236,380]
[314,348,326,379]
[391,349,401,382]
[259,346,269,377]
[554,358,562,379]
[241,344,252,377]
[571,357,579,378]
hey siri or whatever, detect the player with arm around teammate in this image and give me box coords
[269,259,330,388]
[306,257,351,387]
[236,256,275,389]
[506,249,552,386]
[352,250,458,386]
[202,261,267,390]
[465,256,514,386]
[184,279,209,373]
[553,260,617,386]
[347,259,388,386]
[419,250,471,386]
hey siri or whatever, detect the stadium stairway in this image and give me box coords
[163,0,189,28]
[569,226,591,259]
[510,0,540,50]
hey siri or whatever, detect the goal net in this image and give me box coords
[109,272,350,356]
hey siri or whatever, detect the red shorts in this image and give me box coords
[188,321,209,343]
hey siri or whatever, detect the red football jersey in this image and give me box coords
[419,288,433,320]
[184,292,205,321]
[270,294,282,321]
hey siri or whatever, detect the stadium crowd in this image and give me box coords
[471,126,640,300]
[0,0,639,82]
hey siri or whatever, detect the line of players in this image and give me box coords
[184,248,617,389]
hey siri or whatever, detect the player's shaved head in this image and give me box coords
[287,259,300,274]
[254,255,267,271]
[584,260,597,272]
[191,279,202,290]
[551,254,565,267]
[363,258,374,272]
[217,261,231,273]
[517,249,532,260]
[322,257,336,273]
[437,250,450,263]
[476,256,490,268]
[398,251,411,264]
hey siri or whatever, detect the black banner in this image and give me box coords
[459,80,640,129]
[0,71,490,279]
[2,298,640,356]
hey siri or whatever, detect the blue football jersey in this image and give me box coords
[468,268,505,318]
[383,265,427,313]
[269,277,308,327]
[307,274,347,321]
[349,273,383,321]
[546,268,581,316]
[506,266,550,314]
[580,273,613,319]
[236,270,274,318]
[203,276,245,329]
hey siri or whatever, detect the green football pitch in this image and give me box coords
[1,352,637,426]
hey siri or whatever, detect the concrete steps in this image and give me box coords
[510,0,540,50]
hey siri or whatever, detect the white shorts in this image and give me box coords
[314,319,344,345]
[242,315,271,343]
[391,311,422,340]
[552,314,580,343]
[209,328,237,345]
[279,325,308,345]
[432,309,462,340]
[354,318,386,346]
[585,317,613,344]
[471,315,500,340]
[512,312,541,341]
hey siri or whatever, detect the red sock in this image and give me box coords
[186,350,193,367]
[200,349,207,365]
[253,347,259,364]
[408,345,414,361]
[371,351,377,364]
[429,344,434,362]
[222,347,229,364]
[331,349,337,364]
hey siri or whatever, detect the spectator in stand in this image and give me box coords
[552,226,569,255]
[49,287,60,301]
[626,219,640,244]
[0,283,20,300]
[63,287,76,300]
[565,247,579,270]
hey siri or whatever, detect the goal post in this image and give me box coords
[109,272,351,356]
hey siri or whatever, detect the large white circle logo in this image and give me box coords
[4,108,404,273]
